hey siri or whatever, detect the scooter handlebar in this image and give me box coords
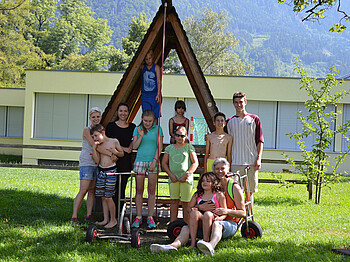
[225,166,250,178]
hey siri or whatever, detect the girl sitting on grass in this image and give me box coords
[188,172,227,248]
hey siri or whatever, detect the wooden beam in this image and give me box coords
[168,14,218,131]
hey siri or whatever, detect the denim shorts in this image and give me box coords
[218,220,238,239]
[79,166,97,180]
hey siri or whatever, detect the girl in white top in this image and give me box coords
[71,107,105,225]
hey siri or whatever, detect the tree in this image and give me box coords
[110,9,250,76]
[109,13,150,71]
[182,8,250,75]
[278,0,350,32]
[284,59,350,204]
[0,0,52,87]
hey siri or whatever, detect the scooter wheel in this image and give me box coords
[86,225,98,243]
[241,220,263,238]
[131,228,141,248]
[167,219,187,242]
[122,217,131,234]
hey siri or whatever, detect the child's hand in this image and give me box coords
[124,146,132,154]
[111,155,118,162]
[137,126,144,136]
[92,142,99,149]
[170,175,178,183]
[149,159,157,172]
[199,202,216,212]
[178,175,187,183]
[156,94,161,103]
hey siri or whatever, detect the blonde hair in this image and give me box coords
[89,107,102,116]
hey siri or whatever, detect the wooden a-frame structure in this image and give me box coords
[101,0,218,131]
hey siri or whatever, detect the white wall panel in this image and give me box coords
[34,93,86,140]
[7,107,24,137]
[0,106,6,136]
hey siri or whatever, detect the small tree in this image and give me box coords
[284,59,350,204]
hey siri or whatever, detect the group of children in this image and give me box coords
[71,49,234,234]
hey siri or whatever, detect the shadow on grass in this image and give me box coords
[0,189,74,226]
[208,237,345,262]
[255,195,305,206]
[0,229,345,262]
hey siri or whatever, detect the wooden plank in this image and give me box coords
[0,144,81,151]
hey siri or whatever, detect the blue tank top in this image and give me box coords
[141,64,157,96]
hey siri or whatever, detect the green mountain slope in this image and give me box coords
[85,0,350,77]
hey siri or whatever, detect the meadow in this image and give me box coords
[0,167,349,261]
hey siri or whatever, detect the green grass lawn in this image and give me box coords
[0,167,349,261]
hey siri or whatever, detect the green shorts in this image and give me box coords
[169,182,193,202]
[206,158,215,172]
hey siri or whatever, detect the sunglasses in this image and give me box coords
[175,133,186,138]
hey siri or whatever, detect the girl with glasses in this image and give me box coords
[162,126,198,223]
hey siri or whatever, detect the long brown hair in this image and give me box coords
[138,110,155,135]
[195,172,222,196]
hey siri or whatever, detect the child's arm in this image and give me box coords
[113,139,124,158]
[204,134,211,173]
[161,153,178,183]
[214,192,227,221]
[168,118,174,141]
[227,134,233,164]
[91,142,100,164]
[83,127,95,147]
[132,127,144,150]
[178,151,198,183]
[185,118,189,134]
[96,146,118,162]
[155,64,161,103]
[149,136,163,172]
[188,193,198,211]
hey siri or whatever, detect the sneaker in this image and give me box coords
[132,216,142,228]
[197,240,214,256]
[71,217,79,226]
[84,216,96,224]
[150,244,178,253]
[147,216,156,229]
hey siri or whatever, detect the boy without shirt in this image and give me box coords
[91,124,124,228]
[204,112,233,173]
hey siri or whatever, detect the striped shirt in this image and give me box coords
[226,114,264,165]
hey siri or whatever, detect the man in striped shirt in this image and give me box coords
[226,92,264,204]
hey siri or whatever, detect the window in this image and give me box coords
[217,100,277,149]
[246,101,277,149]
[342,104,350,152]
[34,93,113,140]
[0,106,24,138]
[0,106,5,136]
[276,102,334,151]
[34,93,87,140]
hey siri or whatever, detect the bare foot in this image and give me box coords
[105,220,118,229]
[96,220,108,226]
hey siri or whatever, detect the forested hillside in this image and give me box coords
[85,0,350,77]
